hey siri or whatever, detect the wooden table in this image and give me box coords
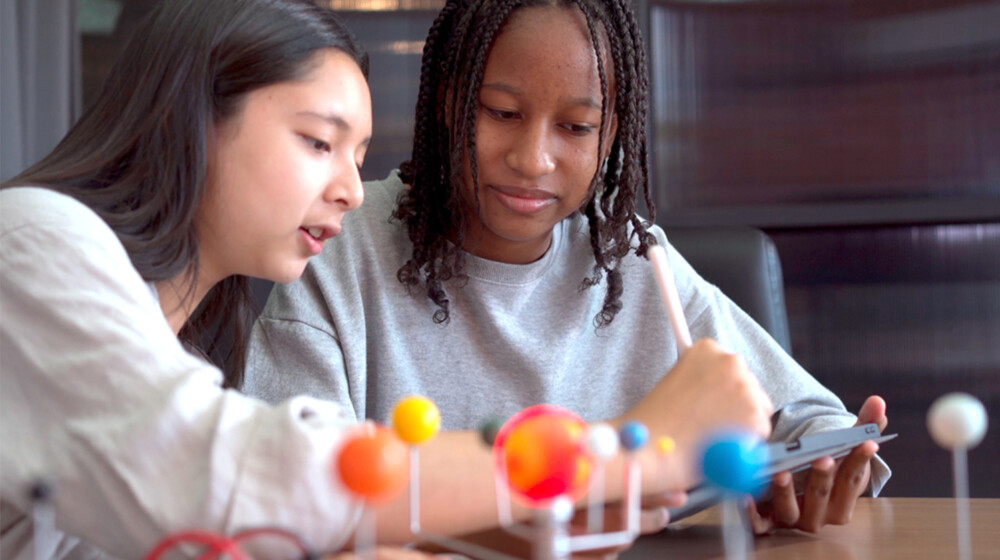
[622,498,1000,559]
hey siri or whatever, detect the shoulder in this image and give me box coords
[321,170,409,256]
[363,170,406,204]
[355,170,406,223]
[1,187,136,283]
[332,171,408,246]
[1,187,118,244]
[283,171,410,300]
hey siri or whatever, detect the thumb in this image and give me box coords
[855,395,888,431]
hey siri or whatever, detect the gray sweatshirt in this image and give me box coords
[245,171,889,493]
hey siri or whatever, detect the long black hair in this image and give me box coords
[394,0,654,327]
[2,0,368,388]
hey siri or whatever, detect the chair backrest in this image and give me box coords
[662,226,793,354]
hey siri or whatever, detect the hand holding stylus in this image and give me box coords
[618,243,774,491]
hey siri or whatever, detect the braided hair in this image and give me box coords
[394,0,655,327]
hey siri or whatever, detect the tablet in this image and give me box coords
[665,423,898,523]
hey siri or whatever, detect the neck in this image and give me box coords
[155,269,219,335]
[462,225,553,265]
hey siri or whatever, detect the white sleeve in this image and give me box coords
[0,190,362,558]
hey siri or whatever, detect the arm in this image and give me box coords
[246,317,775,544]
[0,193,359,557]
[372,339,775,544]
[238,214,775,544]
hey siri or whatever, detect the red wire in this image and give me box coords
[143,529,248,560]
[145,526,314,559]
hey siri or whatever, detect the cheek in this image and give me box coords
[566,147,602,192]
[474,119,509,166]
[258,151,325,207]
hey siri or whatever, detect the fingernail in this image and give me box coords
[663,490,687,505]
[656,507,671,528]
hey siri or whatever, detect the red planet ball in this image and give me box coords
[493,404,593,507]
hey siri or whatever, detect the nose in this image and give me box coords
[324,159,364,211]
[504,121,556,178]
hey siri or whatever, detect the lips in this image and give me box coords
[299,223,340,256]
[488,184,557,214]
[301,224,340,242]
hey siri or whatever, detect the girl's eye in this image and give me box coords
[564,123,596,135]
[303,136,331,153]
[486,107,518,121]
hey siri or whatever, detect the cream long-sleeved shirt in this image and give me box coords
[1,187,362,559]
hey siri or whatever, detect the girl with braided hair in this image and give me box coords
[247,0,890,538]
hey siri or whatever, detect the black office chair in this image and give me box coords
[662,226,793,354]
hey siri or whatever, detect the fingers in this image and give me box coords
[855,395,888,431]
[769,470,800,527]
[712,345,774,440]
[638,506,672,534]
[623,338,775,490]
[571,552,622,560]
[570,503,670,538]
[745,497,775,535]
[568,504,636,556]
[796,456,835,533]
[749,471,797,535]
[589,504,671,535]
[642,490,687,509]
[323,546,445,560]
[683,340,775,440]
[826,441,877,524]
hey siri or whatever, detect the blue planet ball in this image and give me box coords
[619,421,649,451]
[701,431,768,495]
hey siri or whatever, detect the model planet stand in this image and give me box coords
[927,392,989,560]
[338,398,661,560]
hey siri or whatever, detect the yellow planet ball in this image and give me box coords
[392,395,441,445]
[657,436,676,455]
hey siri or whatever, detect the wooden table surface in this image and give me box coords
[622,498,1000,559]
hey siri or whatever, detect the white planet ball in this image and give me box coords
[587,422,620,460]
[927,393,988,449]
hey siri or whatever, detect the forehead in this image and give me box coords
[295,49,371,115]
[242,49,372,130]
[483,5,614,102]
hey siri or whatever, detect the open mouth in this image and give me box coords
[306,227,324,240]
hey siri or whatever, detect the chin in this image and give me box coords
[262,262,309,284]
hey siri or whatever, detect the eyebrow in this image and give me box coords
[297,110,351,129]
[296,110,372,146]
[481,82,603,110]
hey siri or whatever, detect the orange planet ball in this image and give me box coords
[336,426,409,502]
[494,404,592,507]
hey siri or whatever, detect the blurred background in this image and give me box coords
[2,0,997,497]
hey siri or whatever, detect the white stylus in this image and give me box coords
[647,244,693,352]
